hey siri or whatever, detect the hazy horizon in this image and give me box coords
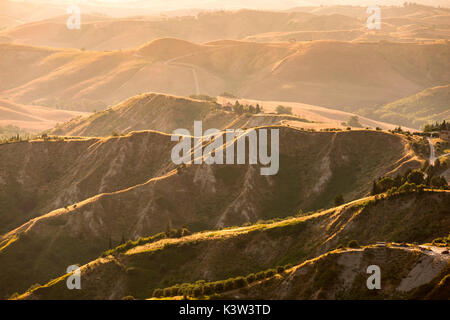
[5,0,450,15]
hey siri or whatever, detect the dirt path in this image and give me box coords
[162,43,253,96]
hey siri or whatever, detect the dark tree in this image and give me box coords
[407,170,425,185]
[334,195,345,206]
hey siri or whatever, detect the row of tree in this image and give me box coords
[424,120,450,133]
[102,227,192,257]
[371,164,448,195]
[231,101,263,115]
[152,264,291,298]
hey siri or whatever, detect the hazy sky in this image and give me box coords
[8,0,450,12]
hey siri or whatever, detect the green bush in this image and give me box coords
[152,289,163,298]
[284,263,293,270]
[347,240,360,248]
[163,288,172,297]
[224,279,234,291]
[256,271,266,280]
[170,286,180,296]
[203,284,214,295]
[265,269,276,278]
[276,105,293,115]
[246,274,256,283]
[334,195,345,206]
[214,282,225,293]
[233,276,247,288]
[193,286,203,297]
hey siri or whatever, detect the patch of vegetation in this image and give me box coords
[411,137,429,159]
[0,125,32,141]
[424,120,450,133]
[334,195,345,206]
[151,264,290,298]
[371,167,448,196]
[342,115,363,128]
[275,105,292,115]
[347,240,360,248]
[229,101,262,115]
[354,85,450,130]
[100,228,191,257]
[189,94,217,102]
[431,233,450,247]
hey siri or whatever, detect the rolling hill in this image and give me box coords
[47,93,237,136]
[1,5,449,49]
[0,125,421,298]
[46,92,414,138]
[362,84,450,130]
[0,99,89,132]
[0,39,449,114]
[193,245,450,300]
[0,2,449,302]
[0,10,361,50]
[11,190,450,300]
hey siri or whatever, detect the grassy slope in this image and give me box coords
[15,190,450,300]
[371,84,450,130]
[46,92,314,137]
[47,93,237,136]
[0,127,418,298]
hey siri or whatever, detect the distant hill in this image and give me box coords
[1,40,449,112]
[0,99,88,132]
[47,92,412,137]
[362,85,450,130]
[12,190,450,300]
[1,5,449,49]
[47,93,236,136]
[0,0,65,30]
